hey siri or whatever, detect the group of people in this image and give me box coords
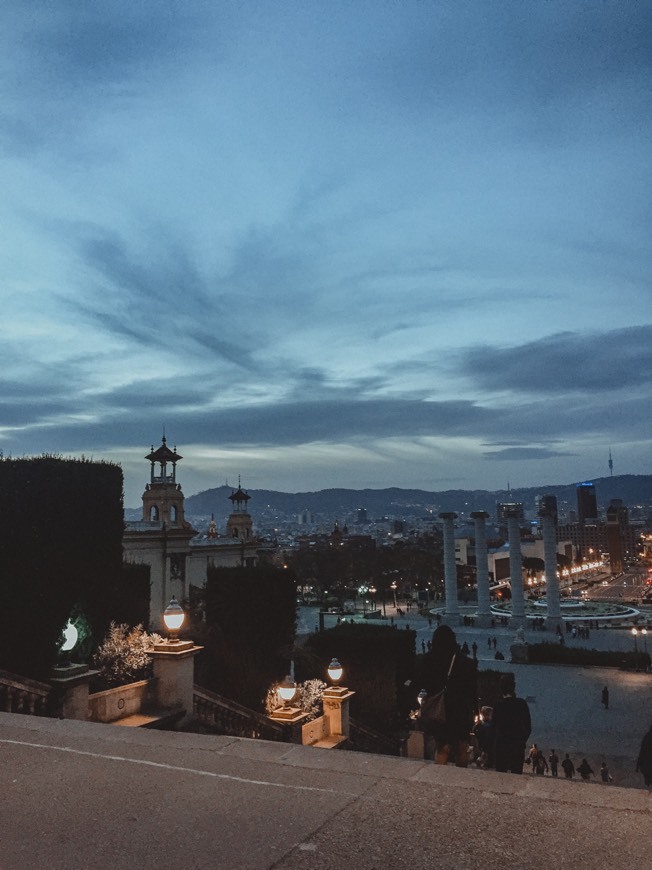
[420,625,531,772]
[418,624,652,789]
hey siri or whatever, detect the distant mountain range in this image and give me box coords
[165,474,651,523]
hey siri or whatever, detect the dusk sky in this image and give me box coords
[1,1,650,507]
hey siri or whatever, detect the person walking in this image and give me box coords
[636,722,652,788]
[600,761,612,783]
[534,748,549,776]
[577,758,594,781]
[492,673,532,775]
[548,749,559,777]
[561,753,575,779]
[420,624,478,767]
[601,686,609,710]
[473,706,495,769]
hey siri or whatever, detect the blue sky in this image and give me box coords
[1,1,650,506]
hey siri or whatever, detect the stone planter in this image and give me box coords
[88,678,155,723]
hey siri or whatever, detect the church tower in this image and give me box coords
[226,478,253,541]
[142,436,187,527]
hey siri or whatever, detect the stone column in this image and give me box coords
[150,641,203,727]
[540,511,562,630]
[471,511,492,627]
[507,512,526,627]
[439,512,460,624]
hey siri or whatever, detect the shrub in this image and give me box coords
[527,642,651,670]
[264,678,327,721]
[93,623,162,689]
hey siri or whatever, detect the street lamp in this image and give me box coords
[632,627,640,672]
[278,674,298,708]
[163,597,185,642]
[327,657,343,685]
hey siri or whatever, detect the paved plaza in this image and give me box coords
[298,603,652,788]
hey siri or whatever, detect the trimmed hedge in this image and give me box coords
[0,455,126,679]
[528,642,651,670]
[306,622,416,732]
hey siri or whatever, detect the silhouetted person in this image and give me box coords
[421,624,478,767]
[577,758,594,781]
[601,686,609,709]
[548,749,559,777]
[636,722,652,788]
[561,753,575,779]
[492,673,531,774]
[600,761,612,783]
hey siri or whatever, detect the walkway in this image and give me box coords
[0,712,649,870]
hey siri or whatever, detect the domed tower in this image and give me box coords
[142,436,187,527]
[226,478,253,541]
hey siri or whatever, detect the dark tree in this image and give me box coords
[198,564,297,710]
[305,622,416,733]
[0,455,125,680]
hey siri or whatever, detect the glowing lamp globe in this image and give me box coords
[327,658,343,685]
[278,675,297,707]
[61,620,79,653]
[163,597,185,640]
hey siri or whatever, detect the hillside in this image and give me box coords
[182,474,652,522]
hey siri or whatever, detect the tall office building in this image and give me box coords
[576,482,598,524]
[537,494,558,526]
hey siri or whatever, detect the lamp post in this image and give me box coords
[327,658,343,685]
[151,598,202,725]
[163,597,185,643]
[632,627,640,672]
[278,674,298,709]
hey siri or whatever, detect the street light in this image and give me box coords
[163,597,185,642]
[278,674,297,708]
[327,657,343,685]
[632,627,640,672]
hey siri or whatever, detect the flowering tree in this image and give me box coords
[93,623,162,688]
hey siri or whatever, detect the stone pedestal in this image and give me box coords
[322,686,354,738]
[406,729,425,759]
[269,706,311,743]
[50,664,99,720]
[151,641,203,726]
[510,628,529,664]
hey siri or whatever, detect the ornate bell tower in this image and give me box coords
[142,436,187,528]
[226,478,253,541]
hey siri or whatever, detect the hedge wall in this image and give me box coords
[0,455,126,679]
[197,564,297,710]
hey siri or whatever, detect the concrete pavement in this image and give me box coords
[1,712,650,870]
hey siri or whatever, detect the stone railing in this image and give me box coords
[348,716,404,756]
[0,669,51,717]
[193,685,287,742]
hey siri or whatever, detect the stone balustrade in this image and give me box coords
[0,669,51,717]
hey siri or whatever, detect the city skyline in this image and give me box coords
[1,2,650,507]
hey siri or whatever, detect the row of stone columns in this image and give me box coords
[439,509,562,630]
